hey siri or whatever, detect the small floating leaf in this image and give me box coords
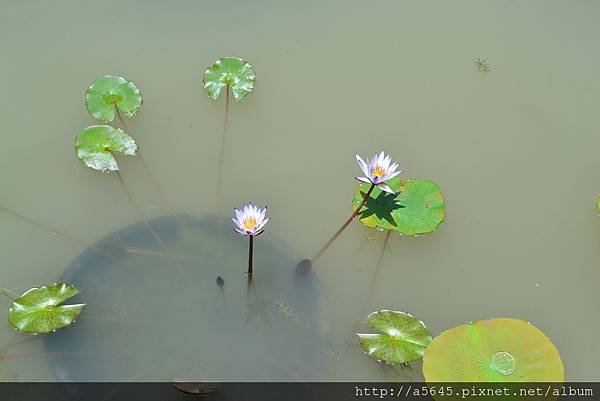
[352,178,445,235]
[75,125,137,172]
[596,195,600,215]
[423,318,564,382]
[8,283,85,334]
[85,75,142,122]
[203,57,256,102]
[356,310,432,364]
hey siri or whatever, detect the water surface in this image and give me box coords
[0,0,599,381]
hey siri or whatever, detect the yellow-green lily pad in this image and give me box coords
[75,125,137,172]
[352,178,445,235]
[356,310,432,364]
[8,283,85,334]
[85,75,142,122]
[203,57,255,102]
[423,318,564,382]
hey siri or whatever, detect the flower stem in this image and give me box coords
[216,85,230,216]
[311,183,376,263]
[115,107,186,231]
[248,234,254,276]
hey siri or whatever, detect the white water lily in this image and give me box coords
[355,151,403,194]
[232,203,270,236]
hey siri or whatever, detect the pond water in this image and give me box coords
[1,0,599,381]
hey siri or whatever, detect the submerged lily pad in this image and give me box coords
[356,310,432,364]
[85,75,142,121]
[8,283,85,334]
[352,178,445,235]
[203,57,256,102]
[75,125,137,172]
[423,318,564,382]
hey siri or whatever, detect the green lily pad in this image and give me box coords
[203,57,256,102]
[356,310,432,364]
[75,125,137,172]
[423,318,564,382]
[8,283,85,334]
[352,178,445,235]
[85,75,142,122]
[596,195,600,215]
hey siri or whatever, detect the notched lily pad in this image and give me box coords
[352,178,445,235]
[85,75,142,121]
[423,318,564,382]
[75,125,137,172]
[8,283,85,334]
[356,310,432,364]
[203,57,255,102]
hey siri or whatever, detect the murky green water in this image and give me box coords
[1,0,599,381]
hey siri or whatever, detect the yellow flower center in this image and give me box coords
[243,217,257,231]
[372,166,386,178]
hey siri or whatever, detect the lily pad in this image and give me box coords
[85,75,142,122]
[203,57,256,102]
[423,318,564,382]
[352,178,445,235]
[356,310,432,364]
[8,283,85,334]
[75,125,137,172]
[596,195,600,215]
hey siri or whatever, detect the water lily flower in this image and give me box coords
[355,151,402,194]
[232,203,270,236]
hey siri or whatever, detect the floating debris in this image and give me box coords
[475,58,491,73]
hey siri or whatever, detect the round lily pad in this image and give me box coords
[423,318,564,382]
[352,178,445,235]
[356,310,432,364]
[8,283,85,334]
[85,75,142,122]
[75,125,137,172]
[203,57,256,102]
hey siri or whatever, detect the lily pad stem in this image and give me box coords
[115,170,177,266]
[0,286,18,300]
[216,85,230,216]
[312,183,376,262]
[115,107,186,231]
[0,205,122,263]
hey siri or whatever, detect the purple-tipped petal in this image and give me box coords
[355,176,371,184]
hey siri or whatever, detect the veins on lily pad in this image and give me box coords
[8,283,85,334]
[356,310,432,365]
[203,57,256,102]
[75,125,137,172]
[423,318,564,382]
[353,177,445,236]
[85,75,142,122]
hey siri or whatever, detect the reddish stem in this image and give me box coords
[311,183,375,262]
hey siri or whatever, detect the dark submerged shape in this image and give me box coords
[44,214,332,381]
